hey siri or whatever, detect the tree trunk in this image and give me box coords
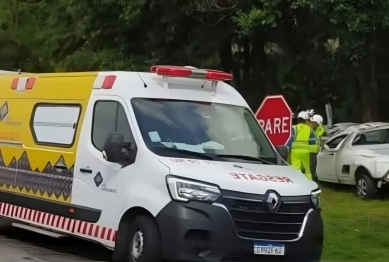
[355,70,379,122]
[355,72,373,122]
[354,33,379,122]
[218,36,240,85]
[367,32,379,121]
[356,32,379,123]
[248,31,267,109]
[243,38,250,82]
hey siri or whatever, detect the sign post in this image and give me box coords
[255,95,292,146]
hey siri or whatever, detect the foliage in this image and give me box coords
[233,7,278,36]
[292,0,389,33]
[232,0,282,36]
[321,183,389,262]
[1,0,389,120]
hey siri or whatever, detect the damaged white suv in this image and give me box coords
[317,122,389,199]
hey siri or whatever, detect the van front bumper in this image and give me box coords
[155,201,323,262]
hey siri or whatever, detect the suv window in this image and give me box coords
[92,101,135,151]
[353,128,389,146]
[325,135,348,149]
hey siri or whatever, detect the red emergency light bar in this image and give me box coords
[150,65,233,81]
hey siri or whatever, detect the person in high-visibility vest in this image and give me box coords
[286,111,308,164]
[286,111,318,180]
[310,114,325,146]
[306,114,324,181]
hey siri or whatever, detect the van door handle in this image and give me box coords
[80,168,93,174]
[329,153,335,156]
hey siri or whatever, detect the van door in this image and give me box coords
[72,95,138,234]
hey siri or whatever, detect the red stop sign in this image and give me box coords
[255,95,292,146]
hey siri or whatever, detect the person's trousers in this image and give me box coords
[290,149,312,180]
[310,153,318,181]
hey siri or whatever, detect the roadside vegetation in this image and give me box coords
[2,0,389,121]
[321,183,389,262]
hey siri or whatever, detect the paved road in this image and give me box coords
[1,226,330,262]
[0,227,111,262]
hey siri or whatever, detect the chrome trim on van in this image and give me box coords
[221,195,263,203]
[213,202,313,243]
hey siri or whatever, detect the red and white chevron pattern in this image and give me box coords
[0,201,117,242]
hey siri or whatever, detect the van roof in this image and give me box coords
[0,70,20,75]
[0,68,250,108]
[116,71,248,107]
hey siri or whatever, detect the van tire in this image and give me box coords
[356,173,378,200]
[127,215,162,262]
[0,217,11,231]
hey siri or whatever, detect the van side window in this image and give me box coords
[31,103,81,147]
[92,101,135,151]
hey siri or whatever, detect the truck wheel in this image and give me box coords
[128,215,162,262]
[356,173,378,200]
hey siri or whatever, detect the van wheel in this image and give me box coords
[356,174,378,200]
[0,217,11,231]
[127,215,162,262]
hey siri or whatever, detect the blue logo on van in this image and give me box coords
[94,172,103,187]
[0,102,9,122]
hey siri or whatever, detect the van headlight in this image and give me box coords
[166,176,221,203]
[311,189,321,209]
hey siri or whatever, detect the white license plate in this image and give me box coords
[254,242,285,255]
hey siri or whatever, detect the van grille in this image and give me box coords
[218,190,312,241]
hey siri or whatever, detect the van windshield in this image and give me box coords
[131,98,277,163]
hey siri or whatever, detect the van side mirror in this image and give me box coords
[103,133,126,163]
[275,145,289,161]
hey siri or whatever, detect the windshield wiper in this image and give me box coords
[213,154,275,165]
[152,147,223,161]
[152,147,274,164]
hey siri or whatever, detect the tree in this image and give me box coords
[292,0,389,121]
[231,0,389,121]
[231,0,343,112]
[1,0,389,122]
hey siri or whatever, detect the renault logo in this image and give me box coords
[266,192,281,213]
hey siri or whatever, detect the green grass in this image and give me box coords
[321,183,389,262]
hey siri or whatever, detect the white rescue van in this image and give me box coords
[0,66,323,262]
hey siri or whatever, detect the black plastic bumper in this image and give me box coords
[156,201,323,262]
